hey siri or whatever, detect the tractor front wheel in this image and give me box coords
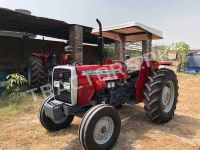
[39,95,74,132]
[79,104,121,150]
[143,68,178,123]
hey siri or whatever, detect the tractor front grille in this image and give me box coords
[53,69,71,104]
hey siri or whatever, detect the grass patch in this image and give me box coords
[0,93,43,119]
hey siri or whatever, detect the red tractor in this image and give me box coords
[39,19,178,150]
[28,46,80,88]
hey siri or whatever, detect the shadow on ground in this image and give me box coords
[51,105,200,150]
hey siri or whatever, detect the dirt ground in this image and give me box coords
[0,73,200,150]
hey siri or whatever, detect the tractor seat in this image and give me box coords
[125,56,143,73]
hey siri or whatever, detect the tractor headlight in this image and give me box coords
[53,81,70,90]
[63,82,71,90]
[54,81,60,88]
[107,82,115,89]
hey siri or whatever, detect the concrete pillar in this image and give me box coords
[69,25,83,63]
[115,40,125,60]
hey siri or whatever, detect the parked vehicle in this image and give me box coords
[39,19,179,150]
[28,45,80,88]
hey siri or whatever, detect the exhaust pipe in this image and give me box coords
[96,19,104,65]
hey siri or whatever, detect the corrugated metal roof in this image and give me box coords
[0,7,113,44]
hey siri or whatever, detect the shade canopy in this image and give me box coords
[92,22,163,42]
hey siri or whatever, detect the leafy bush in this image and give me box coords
[6,73,28,95]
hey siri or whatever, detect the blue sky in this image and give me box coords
[1,0,200,49]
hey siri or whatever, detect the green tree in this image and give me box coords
[170,42,190,72]
[169,42,190,58]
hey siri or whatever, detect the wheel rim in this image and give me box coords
[162,81,175,113]
[93,116,114,145]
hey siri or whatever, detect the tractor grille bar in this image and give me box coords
[53,69,71,104]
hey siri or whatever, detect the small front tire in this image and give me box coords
[39,95,74,132]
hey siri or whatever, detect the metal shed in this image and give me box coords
[0,7,112,44]
[0,7,115,74]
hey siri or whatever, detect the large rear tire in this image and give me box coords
[79,104,121,150]
[28,57,46,88]
[143,68,178,123]
[39,95,74,132]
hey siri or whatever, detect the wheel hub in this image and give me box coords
[101,126,107,134]
[162,81,175,113]
[93,116,114,145]
[162,87,171,105]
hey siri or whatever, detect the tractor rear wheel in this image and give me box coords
[28,57,46,88]
[39,95,74,132]
[143,68,178,123]
[79,104,121,150]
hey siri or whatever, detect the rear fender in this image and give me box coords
[135,60,159,103]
